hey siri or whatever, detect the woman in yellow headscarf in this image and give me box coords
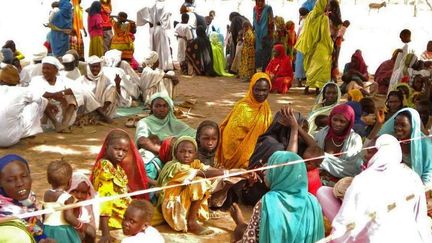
[216,72,273,169]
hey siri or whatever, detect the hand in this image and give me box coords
[114,74,121,87]
[83,223,96,239]
[242,172,260,185]
[46,102,59,114]
[376,108,385,124]
[99,235,112,243]
[280,106,298,128]
[64,29,72,35]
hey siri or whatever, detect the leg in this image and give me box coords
[230,203,248,241]
[58,104,76,132]
[187,199,214,235]
[44,103,62,131]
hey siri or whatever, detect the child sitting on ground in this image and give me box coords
[43,160,86,243]
[68,172,97,243]
[121,200,164,243]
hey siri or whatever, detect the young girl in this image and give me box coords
[68,172,96,243]
[121,200,164,243]
[91,129,149,242]
[43,160,83,243]
[196,120,219,166]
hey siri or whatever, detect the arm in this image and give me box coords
[137,137,161,154]
[63,196,83,229]
[42,88,73,101]
[298,125,319,147]
[99,216,112,243]
[366,109,385,140]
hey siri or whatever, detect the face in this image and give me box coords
[252,79,270,103]
[175,141,197,164]
[397,86,409,98]
[70,182,90,201]
[106,138,129,164]
[0,161,32,201]
[412,77,423,91]
[198,127,218,153]
[331,114,349,135]
[387,95,402,112]
[272,47,281,57]
[89,63,102,76]
[350,57,359,69]
[118,15,127,23]
[122,207,146,236]
[323,85,338,106]
[42,63,58,81]
[256,0,264,8]
[394,115,412,140]
[151,98,169,119]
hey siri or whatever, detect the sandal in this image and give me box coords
[125,118,135,128]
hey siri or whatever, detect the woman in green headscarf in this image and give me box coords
[231,151,325,243]
[210,32,233,77]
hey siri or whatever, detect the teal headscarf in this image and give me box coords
[135,92,196,142]
[259,151,325,243]
[378,108,432,186]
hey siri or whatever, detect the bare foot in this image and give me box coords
[229,203,246,225]
[188,221,214,235]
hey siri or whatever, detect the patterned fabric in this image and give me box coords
[111,20,135,60]
[239,29,256,80]
[240,201,261,242]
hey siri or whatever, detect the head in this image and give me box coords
[394,111,412,140]
[315,114,329,130]
[1,48,14,64]
[427,41,432,52]
[272,44,285,58]
[205,16,213,25]
[412,75,424,92]
[400,29,411,44]
[122,200,153,236]
[255,0,265,8]
[104,130,130,164]
[143,51,159,69]
[342,20,350,28]
[0,64,20,86]
[174,137,198,164]
[159,137,177,163]
[365,134,402,171]
[66,49,80,66]
[209,10,215,17]
[118,12,128,23]
[359,97,376,115]
[386,91,404,113]
[62,54,76,71]
[396,84,410,99]
[415,99,431,127]
[181,13,189,24]
[303,146,324,171]
[51,1,59,8]
[3,40,16,52]
[196,120,219,154]
[229,12,240,22]
[89,62,102,76]
[47,159,73,190]
[151,97,170,120]
[89,1,102,16]
[249,73,271,103]
[347,89,363,102]
[242,21,252,31]
[0,155,32,201]
[329,104,355,137]
[33,46,48,64]
[322,83,339,106]
[299,7,310,17]
[42,56,63,82]
[69,176,92,202]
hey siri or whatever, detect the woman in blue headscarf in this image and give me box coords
[231,151,324,243]
[0,154,53,243]
[49,0,72,57]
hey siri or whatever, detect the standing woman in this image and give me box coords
[239,21,255,81]
[49,0,73,57]
[71,0,87,60]
[87,1,104,57]
[253,0,274,71]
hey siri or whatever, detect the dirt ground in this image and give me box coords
[0,74,341,242]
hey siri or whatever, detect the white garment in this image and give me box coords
[121,226,164,243]
[0,86,47,147]
[175,23,193,62]
[332,134,432,243]
[22,63,43,79]
[140,67,174,105]
[19,68,31,87]
[119,60,145,96]
[137,2,173,70]
[60,68,81,80]
[388,53,417,95]
[102,66,135,105]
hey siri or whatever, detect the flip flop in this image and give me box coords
[125,118,135,128]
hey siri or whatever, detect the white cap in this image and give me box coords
[143,51,159,66]
[88,55,103,65]
[42,56,64,70]
[32,46,48,62]
[62,54,75,63]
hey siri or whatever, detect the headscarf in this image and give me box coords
[91,129,149,199]
[265,44,292,84]
[347,89,364,102]
[216,72,272,169]
[159,137,175,163]
[89,1,102,16]
[378,108,432,186]
[143,51,159,67]
[196,120,220,165]
[1,48,14,64]
[67,172,96,226]
[42,56,64,70]
[254,0,266,22]
[350,50,368,76]
[171,136,198,162]
[0,64,20,85]
[326,104,355,144]
[135,92,196,142]
[366,134,402,171]
[259,151,324,243]
[103,49,122,67]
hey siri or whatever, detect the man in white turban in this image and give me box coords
[20,46,49,87]
[140,51,178,105]
[60,53,81,80]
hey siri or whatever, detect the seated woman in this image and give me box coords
[91,129,149,242]
[307,82,341,135]
[230,151,325,243]
[135,92,196,166]
[374,108,432,187]
[341,50,372,95]
[186,26,216,76]
[157,136,231,235]
[217,72,272,169]
[330,134,432,242]
[0,154,54,242]
[374,49,402,95]
[265,44,293,94]
[315,104,363,186]
[385,90,405,121]
[210,32,233,77]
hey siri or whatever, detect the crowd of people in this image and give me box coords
[1,0,432,242]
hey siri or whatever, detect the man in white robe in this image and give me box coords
[60,53,81,80]
[137,0,173,71]
[0,64,48,147]
[21,46,48,85]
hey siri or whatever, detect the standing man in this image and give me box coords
[137,0,173,71]
[100,0,113,54]
[253,0,274,71]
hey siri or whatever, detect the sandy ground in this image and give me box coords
[0,74,323,242]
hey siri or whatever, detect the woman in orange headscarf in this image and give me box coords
[266,44,294,94]
[216,72,273,169]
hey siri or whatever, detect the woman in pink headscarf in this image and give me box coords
[265,44,293,94]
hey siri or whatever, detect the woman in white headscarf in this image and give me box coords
[331,134,432,243]
[140,51,178,105]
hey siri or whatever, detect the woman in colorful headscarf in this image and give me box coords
[341,50,370,94]
[231,151,325,243]
[253,0,274,71]
[265,44,293,94]
[49,0,72,57]
[295,0,333,93]
[388,53,418,95]
[307,82,342,135]
[210,32,233,77]
[331,134,432,242]
[315,104,363,185]
[0,154,53,242]
[186,26,216,76]
[87,1,104,57]
[135,92,196,165]
[217,72,272,169]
